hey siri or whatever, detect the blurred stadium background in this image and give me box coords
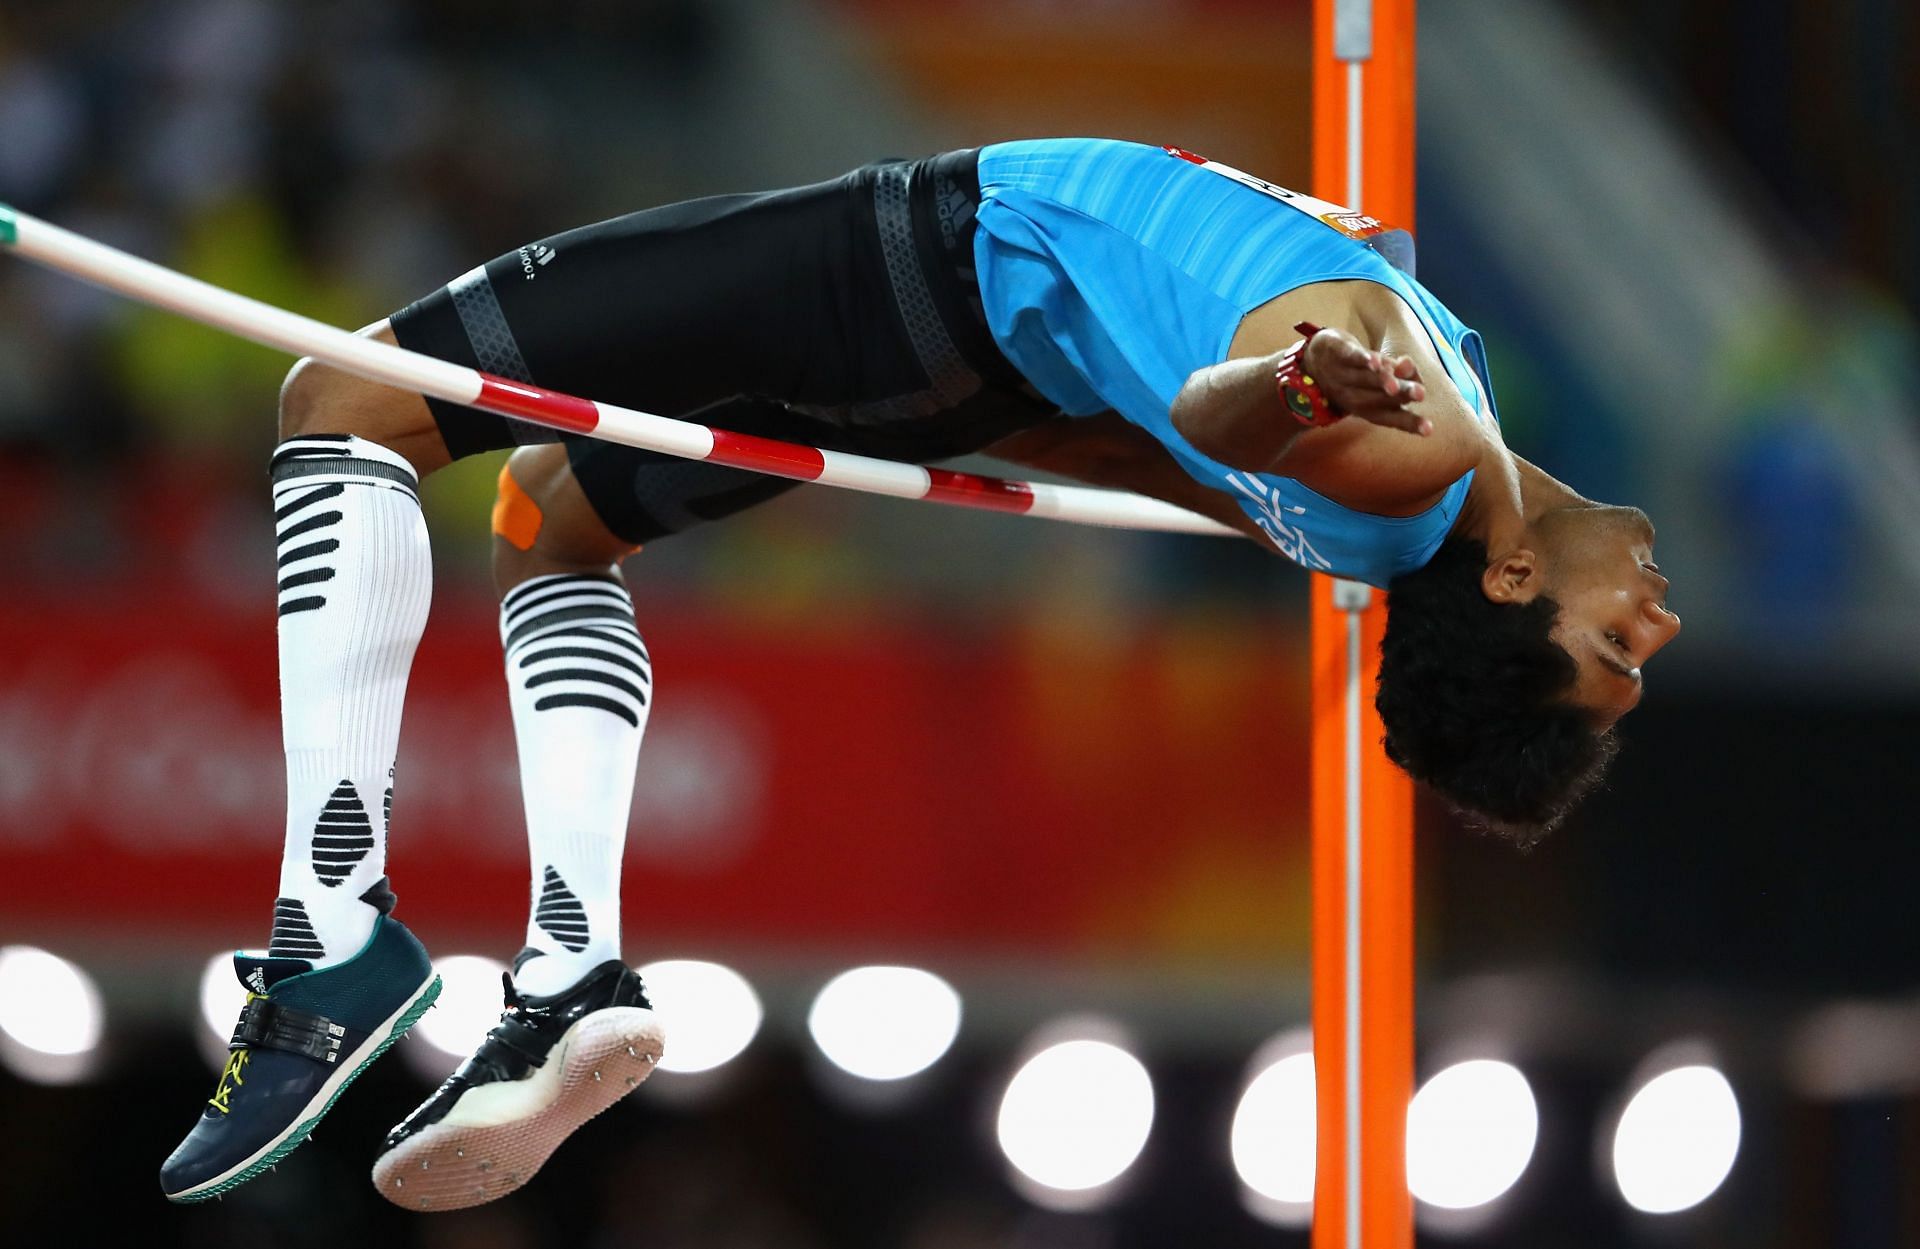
[1,0,1917,1245]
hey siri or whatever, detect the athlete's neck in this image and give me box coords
[1452,443,1586,555]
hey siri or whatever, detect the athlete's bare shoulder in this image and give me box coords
[1227,278,1417,360]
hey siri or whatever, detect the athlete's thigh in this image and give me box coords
[560,400,839,548]
[494,443,638,568]
[387,172,911,464]
[494,182,902,413]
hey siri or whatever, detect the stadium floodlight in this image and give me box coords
[0,945,106,1085]
[407,954,509,1076]
[1406,1059,1539,1210]
[639,959,762,1074]
[1231,1037,1317,1227]
[996,1033,1155,1207]
[807,965,962,1082]
[197,952,249,1071]
[1612,1065,1741,1213]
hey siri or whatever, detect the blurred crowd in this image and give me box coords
[0,0,1290,623]
[1562,0,1920,639]
[0,0,588,584]
[1574,0,1919,312]
[2,0,1915,640]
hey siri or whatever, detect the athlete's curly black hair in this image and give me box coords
[1376,535,1619,848]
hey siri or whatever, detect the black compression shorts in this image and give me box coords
[387,149,1051,545]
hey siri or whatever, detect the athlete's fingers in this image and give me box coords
[1330,345,1399,385]
[1305,329,1374,377]
[1349,405,1433,436]
[1372,372,1425,404]
[1306,333,1428,413]
[1325,357,1422,410]
[1368,354,1424,403]
[1343,387,1423,415]
[1321,351,1391,390]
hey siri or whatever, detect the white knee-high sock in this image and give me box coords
[500,573,649,995]
[267,434,432,967]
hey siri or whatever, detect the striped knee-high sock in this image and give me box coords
[267,434,431,966]
[500,573,650,995]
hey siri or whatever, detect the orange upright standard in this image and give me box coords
[1309,1,1417,1247]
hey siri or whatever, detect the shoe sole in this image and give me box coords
[165,972,444,1203]
[372,1006,665,1211]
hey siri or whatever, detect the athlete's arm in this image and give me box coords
[984,415,1268,543]
[1170,327,1429,469]
[1175,280,1488,516]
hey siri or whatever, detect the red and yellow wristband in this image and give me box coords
[1275,321,1346,428]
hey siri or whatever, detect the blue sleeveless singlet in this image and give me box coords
[972,138,1499,588]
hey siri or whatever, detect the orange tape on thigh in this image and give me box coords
[492,462,543,551]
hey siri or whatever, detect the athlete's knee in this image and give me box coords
[277,325,387,439]
[490,450,556,560]
[277,322,448,478]
[277,356,341,440]
[491,446,637,593]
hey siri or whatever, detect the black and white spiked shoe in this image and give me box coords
[372,957,663,1211]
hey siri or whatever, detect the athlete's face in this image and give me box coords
[1534,504,1682,725]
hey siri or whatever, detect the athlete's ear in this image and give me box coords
[1480,548,1541,604]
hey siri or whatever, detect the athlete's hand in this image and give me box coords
[1302,328,1432,436]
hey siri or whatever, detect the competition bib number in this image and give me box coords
[1163,146,1416,274]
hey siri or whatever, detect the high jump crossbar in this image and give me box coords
[0,205,1232,539]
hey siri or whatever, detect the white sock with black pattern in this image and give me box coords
[267,434,431,968]
[500,573,649,995]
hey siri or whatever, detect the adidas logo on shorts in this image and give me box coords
[517,244,557,279]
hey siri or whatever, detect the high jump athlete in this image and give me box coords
[159,138,1679,1209]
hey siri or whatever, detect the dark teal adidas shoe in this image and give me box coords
[160,912,440,1203]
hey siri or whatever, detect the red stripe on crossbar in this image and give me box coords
[475,375,601,434]
[924,468,1035,514]
[708,429,827,481]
